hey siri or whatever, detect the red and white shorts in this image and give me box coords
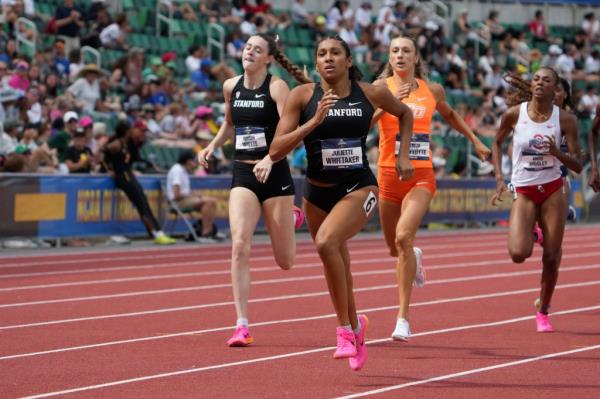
[513,178,564,205]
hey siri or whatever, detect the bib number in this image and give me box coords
[321,138,363,170]
[235,126,267,152]
[395,133,430,160]
[523,151,555,170]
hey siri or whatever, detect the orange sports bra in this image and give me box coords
[377,77,436,169]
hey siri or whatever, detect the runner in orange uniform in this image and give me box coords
[372,35,491,341]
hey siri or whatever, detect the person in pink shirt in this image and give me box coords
[8,61,30,92]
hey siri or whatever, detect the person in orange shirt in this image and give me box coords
[372,35,491,341]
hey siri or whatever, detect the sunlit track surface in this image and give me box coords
[1,226,599,399]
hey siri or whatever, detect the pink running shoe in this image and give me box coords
[227,326,254,347]
[349,315,369,371]
[533,225,544,246]
[535,312,554,333]
[293,205,305,229]
[333,327,357,359]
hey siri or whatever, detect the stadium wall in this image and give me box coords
[0,174,584,239]
[278,0,600,27]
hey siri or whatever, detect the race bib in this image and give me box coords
[321,138,363,170]
[235,126,267,152]
[523,151,555,170]
[395,133,430,160]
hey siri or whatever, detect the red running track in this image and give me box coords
[1,226,599,398]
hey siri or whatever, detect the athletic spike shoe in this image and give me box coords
[391,318,411,341]
[533,225,544,246]
[535,312,554,333]
[293,205,305,229]
[413,247,425,288]
[349,315,369,371]
[333,327,357,359]
[227,326,254,347]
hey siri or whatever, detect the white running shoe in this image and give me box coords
[392,318,411,341]
[413,247,425,288]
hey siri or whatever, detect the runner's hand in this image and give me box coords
[198,146,214,168]
[312,89,338,125]
[475,141,492,161]
[253,155,274,183]
[395,156,414,181]
[492,179,507,206]
[589,167,600,192]
[395,83,411,101]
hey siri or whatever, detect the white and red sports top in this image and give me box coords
[511,102,562,187]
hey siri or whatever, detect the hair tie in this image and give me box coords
[275,34,280,43]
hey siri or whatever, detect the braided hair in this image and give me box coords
[253,33,312,84]
[503,66,559,107]
[315,35,363,81]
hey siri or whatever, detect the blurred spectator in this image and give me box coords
[65,128,93,173]
[482,10,505,42]
[53,40,70,78]
[25,86,42,124]
[556,44,577,82]
[100,12,129,50]
[166,150,218,241]
[54,0,85,53]
[578,85,599,117]
[66,63,105,112]
[8,60,30,91]
[240,12,257,37]
[455,9,477,46]
[354,1,372,33]
[542,44,562,69]
[226,29,245,62]
[48,110,78,163]
[585,50,600,75]
[529,9,549,45]
[0,119,20,155]
[326,0,352,32]
[291,0,315,28]
[582,12,600,42]
[68,48,82,81]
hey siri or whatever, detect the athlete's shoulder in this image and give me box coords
[359,81,387,97]
[502,104,521,124]
[372,78,387,87]
[426,82,445,99]
[559,107,577,125]
[269,75,288,88]
[223,75,243,94]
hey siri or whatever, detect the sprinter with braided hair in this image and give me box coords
[199,33,307,347]
[492,67,582,332]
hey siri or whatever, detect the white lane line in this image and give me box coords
[18,304,600,399]
[2,264,599,331]
[1,228,594,270]
[3,241,600,292]
[0,237,527,278]
[2,280,599,362]
[336,344,600,398]
[0,231,517,266]
[3,250,600,308]
[2,232,596,278]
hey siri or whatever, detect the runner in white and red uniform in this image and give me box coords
[491,67,582,333]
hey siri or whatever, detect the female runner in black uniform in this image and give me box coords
[270,36,414,371]
[199,33,309,347]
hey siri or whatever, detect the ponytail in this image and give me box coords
[253,33,313,84]
[504,67,559,107]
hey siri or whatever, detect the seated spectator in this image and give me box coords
[48,110,78,163]
[226,29,245,62]
[25,86,42,125]
[542,44,562,69]
[166,150,219,241]
[354,1,372,33]
[100,13,129,50]
[582,12,600,42]
[53,40,70,78]
[291,0,314,27]
[326,0,352,32]
[0,119,20,155]
[578,85,599,117]
[556,44,578,82]
[481,10,504,42]
[143,57,162,81]
[585,49,600,75]
[66,63,106,112]
[8,60,30,92]
[65,128,93,173]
